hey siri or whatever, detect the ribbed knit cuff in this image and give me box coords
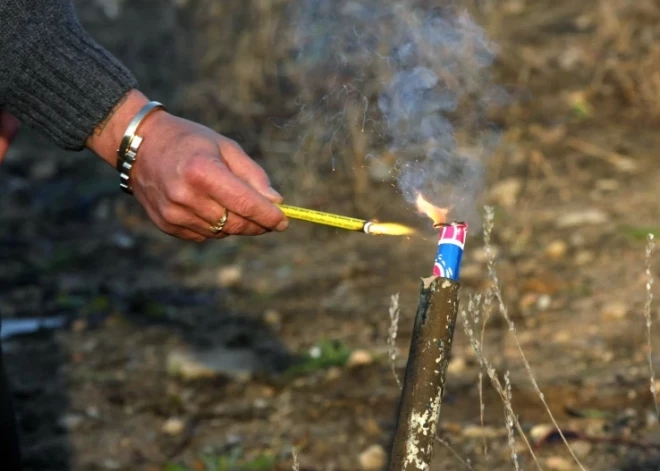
[2,15,138,151]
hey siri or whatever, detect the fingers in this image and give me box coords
[179,154,288,232]
[191,199,270,236]
[137,193,228,242]
[136,161,278,239]
[217,136,284,204]
[0,109,20,162]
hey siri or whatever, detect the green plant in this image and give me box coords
[165,447,276,471]
[618,224,660,242]
[285,339,352,376]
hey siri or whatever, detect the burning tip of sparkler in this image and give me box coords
[415,193,451,227]
[363,221,416,236]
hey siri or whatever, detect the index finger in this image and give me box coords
[199,158,287,231]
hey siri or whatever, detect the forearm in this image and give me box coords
[0,0,138,151]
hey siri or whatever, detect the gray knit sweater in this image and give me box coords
[0,0,139,150]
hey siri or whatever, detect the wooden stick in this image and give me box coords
[389,276,461,471]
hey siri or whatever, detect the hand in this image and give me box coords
[86,91,288,242]
[0,109,20,163]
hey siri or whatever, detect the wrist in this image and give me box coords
[85,89,151,167]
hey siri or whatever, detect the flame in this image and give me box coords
[415,194,449,226]
[367,222,416,236]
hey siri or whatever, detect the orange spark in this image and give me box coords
[415,194,450,226]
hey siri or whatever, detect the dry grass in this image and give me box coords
[645,234,658,418]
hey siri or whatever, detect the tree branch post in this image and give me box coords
[388,276,461,471]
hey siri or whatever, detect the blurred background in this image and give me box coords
[2,0,660,469]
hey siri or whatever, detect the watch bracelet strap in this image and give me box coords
[119,135,144,195]
[116,101,166,171]
[116,101,166,194]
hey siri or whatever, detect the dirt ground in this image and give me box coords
[4,0,660,470]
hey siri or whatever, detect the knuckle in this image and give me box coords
[161,205,185,225]
[232,191,258,218]
[158,221,179,238]
[180,154,209,187]
[224,217,249,235]
[166,184,190,205]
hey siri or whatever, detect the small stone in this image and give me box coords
[86,406,100,419]
[536,294,552,311]
[556,209,608,228]
[489,178,522,208]
[362,417,383,436]
[263,309,282,328]
[545,240,568,259]
[558,45,585,70]
[447,356,467,375]
[552,330,572,343]
[71,319,87,333]
[596,179,619,192]
[162,417,186,436]
[530,424,554,443]
[168,347,260,381]
[217,265,242,288]
[602,301,628,320]
[358,444,387,471]
[502,0,526,14]
[326,367,342,381]
[575,251,595,265]
[462,425,502,438]
[545,456,573,471]
[102,459,121,470]
[167,350,218,381]
[347,350,374,368]
[58,414,85,431]
[519,293,538,311]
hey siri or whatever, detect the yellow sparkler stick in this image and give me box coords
[276,204,415,236]
[277,204,366,231]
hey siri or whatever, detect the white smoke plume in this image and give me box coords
[286,0,504,227]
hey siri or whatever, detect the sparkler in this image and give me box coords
[389,194,467,471]
[276,204,415,236]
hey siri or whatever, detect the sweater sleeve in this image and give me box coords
[0,0,139,150]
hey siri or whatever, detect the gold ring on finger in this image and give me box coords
[210,209,229,234]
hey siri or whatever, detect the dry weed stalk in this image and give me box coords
[645,233,658,418]
[435,436,475,471]
[388,293,402,390]
[483,206,586,471]
[460,297,542,471]
[292,447,300,471]
[503,371,520,471]
[479,287,494,457]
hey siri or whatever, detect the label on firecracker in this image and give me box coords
[433,223,468,280]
